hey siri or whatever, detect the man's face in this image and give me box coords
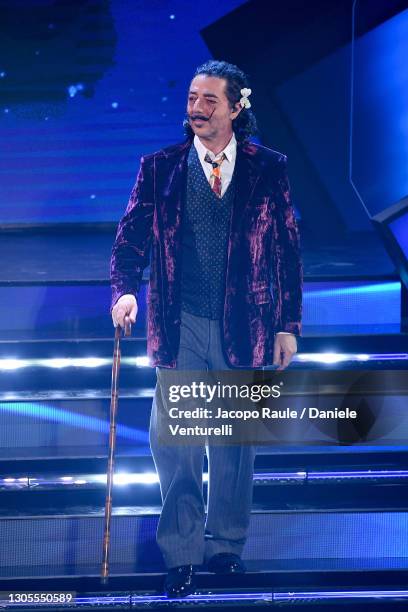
[187,75,241,141]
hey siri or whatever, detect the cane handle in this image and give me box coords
[124,315,132,337]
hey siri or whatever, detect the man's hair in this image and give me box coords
[183,59,258,143]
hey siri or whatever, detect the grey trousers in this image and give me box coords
[149,309,257,569]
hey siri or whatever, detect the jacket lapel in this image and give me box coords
[230,140,264,231]
[160,139,191,214]
[155,140,191,288]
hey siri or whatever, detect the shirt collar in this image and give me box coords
[194,132,237,164]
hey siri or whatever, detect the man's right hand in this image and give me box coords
[111,294,138,328]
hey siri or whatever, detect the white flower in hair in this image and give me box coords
[239,87,252,109]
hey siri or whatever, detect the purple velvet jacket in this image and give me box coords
[110,136,303,368]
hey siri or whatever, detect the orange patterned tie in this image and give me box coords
[204,152,226,198]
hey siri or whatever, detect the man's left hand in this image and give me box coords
[273,333,297,370]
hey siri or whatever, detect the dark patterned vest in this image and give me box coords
[180,143,236,319]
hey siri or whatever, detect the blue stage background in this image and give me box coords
[1,2,407,230]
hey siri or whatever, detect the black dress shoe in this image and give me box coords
[164,564,196,598]
[207,553,246,574]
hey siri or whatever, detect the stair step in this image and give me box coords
[2,392,408,459]
[0,276,402,340]
[1,508,407,578]
[2,571,408,608]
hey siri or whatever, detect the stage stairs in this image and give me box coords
[0,226,407,608]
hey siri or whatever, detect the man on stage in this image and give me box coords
[110,60,303,597]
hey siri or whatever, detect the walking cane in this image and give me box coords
[101,314,131,584]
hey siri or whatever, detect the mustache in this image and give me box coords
[189,114,210,121]
[188,108,215,122]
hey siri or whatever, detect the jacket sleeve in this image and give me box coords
[273,155,303,335]
[110,155,154,312]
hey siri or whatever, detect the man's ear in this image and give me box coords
[230,102,242,120]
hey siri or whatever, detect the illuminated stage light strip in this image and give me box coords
[273,589,408,602]
[295,352,408,363]
[5,590,403,607]
[0,471,195,489]
[0,352,407,371]
[256,470,408,483]
[0,356,150,370]
[0,358,31,370]
[4,589,408,607]
[308,470,408,481]
[2,469,408,490]
[4,590,408,607]
[75,595,130,605]
[130,589,408,604]
[253,471,307,483]
[131,592,272,604]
